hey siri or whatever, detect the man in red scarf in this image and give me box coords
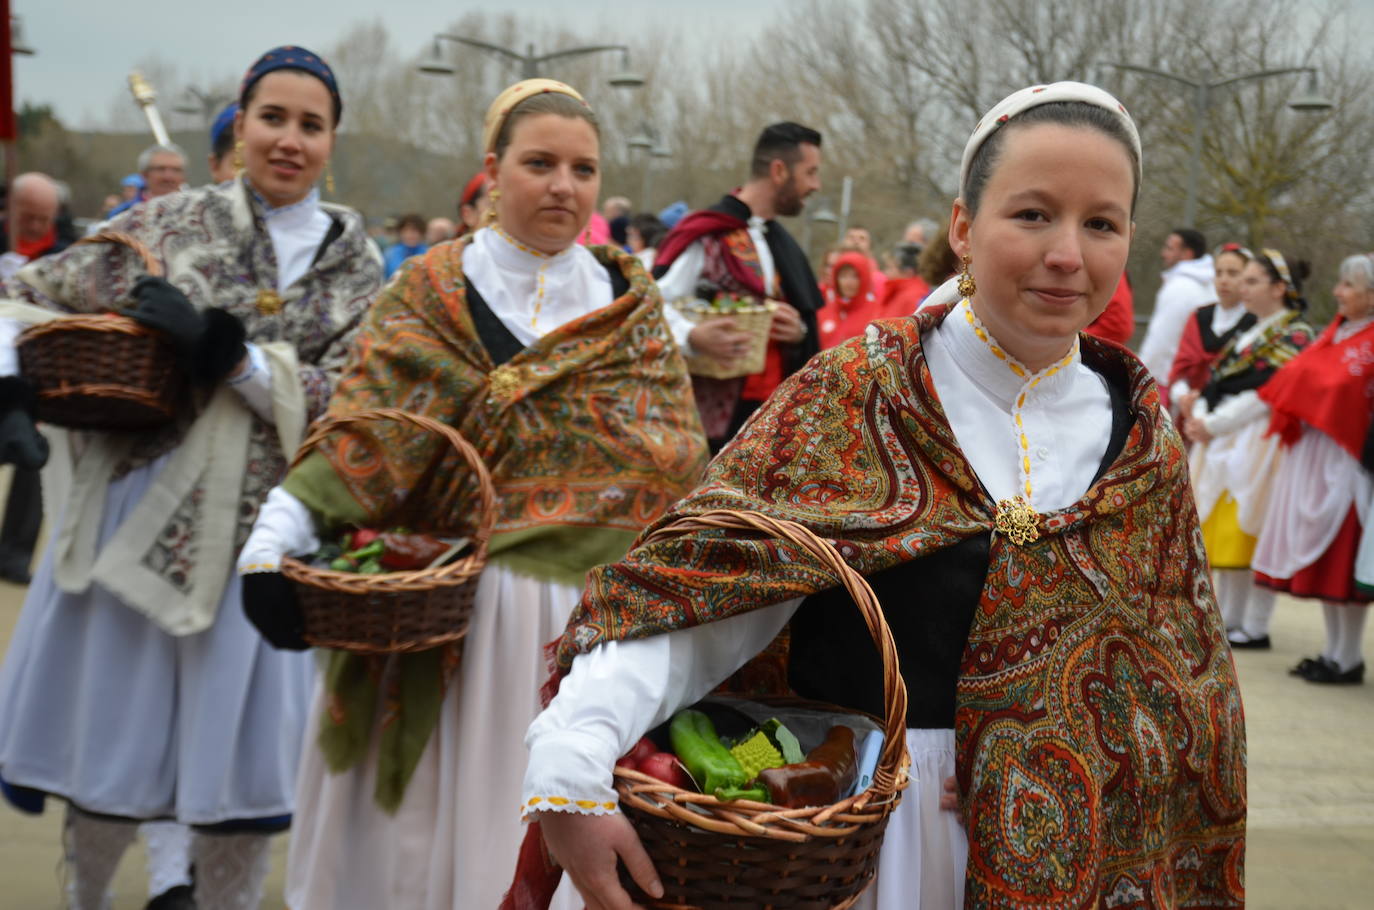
[0,172,70,584]
[1,172,68,268]
[653,122,825,450]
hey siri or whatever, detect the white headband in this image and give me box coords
[960,81,1143,197]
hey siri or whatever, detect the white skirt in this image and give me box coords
[852,728,967,910]
[0,458,314,823]
[285,563,585,910]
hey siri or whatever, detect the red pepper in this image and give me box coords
[349,528,381,550]
[378,531,450,570]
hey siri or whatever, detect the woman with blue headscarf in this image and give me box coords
[0,46,382,908]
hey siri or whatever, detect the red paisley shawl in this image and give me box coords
[1261,315,1374,458]
[553,304,1246,908]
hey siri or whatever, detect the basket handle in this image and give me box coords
[641,510,909,797]
[292,407,497,561]
[73,230,163,279]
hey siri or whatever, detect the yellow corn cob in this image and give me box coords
[729,731,784,780]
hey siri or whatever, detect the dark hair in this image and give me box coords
[492,92,600,160]
[893,242,922,275]
[397,213,426,234]
[919,221,960,286]
[1253,248,1311,309]
[211,121,236,162]
[1172,228,1207,259]
[629,212,666,249]
[750,122,823,179]
[242,68,341,129]
[963,102,1140,215]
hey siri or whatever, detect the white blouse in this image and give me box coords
[521,302,1117,818]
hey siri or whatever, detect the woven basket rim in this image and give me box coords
[283,408,496,594]
[611,509,910,844]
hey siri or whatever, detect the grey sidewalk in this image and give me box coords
[0,579,1370,907]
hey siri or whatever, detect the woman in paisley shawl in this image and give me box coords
[235,79,707,909]
[0,46,382,909]
[1252,253,1374,683]
[512,82,1245,910]
[1180,249,1315,650]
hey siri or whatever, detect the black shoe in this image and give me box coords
[145,884,196,910]
[1227,630,1271,650]
[1304,660,1365,685]
[1289,655,1325,677]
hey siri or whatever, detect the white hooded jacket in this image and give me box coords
[1138,254,1216,385]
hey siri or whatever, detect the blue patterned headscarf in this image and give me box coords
[239,46,342,125]
[209,102,238,150]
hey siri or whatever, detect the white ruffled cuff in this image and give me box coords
[226,342,276,423]
[237,486,319,574]
[521,728,622,820]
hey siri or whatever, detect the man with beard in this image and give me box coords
[654,122,824,450]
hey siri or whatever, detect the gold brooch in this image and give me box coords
[994,497,1041,546]
[487,365,521,403]
[255,289,283,315]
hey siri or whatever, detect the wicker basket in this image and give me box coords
[612,510,910,910]
[16,231,184,431]
[280,408,496,654]
[676,300,777,380]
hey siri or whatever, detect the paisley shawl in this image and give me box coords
[556,303,1246,908]
[287,238,708,809]
[302,237,708,576]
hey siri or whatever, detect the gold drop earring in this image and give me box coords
[233,140,245,175]
[325,162,336,196]
[957,254,977,298]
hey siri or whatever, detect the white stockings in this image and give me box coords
[1214,569,1276,639]
[1324,600,1370,672]
[63,807,272,910]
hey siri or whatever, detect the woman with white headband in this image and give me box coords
[1180,249,1315,650]
[512,83,1246,909]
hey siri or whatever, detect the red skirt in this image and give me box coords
[1256,505,1373,603]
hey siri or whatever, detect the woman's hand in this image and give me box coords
[767,301,807,344]
[940,774,960,812]
[1181,416,1213,444]
[688,317,754,366]
[1175,389,1199,416]
[539,811,663,910]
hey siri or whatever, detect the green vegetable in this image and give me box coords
[761,718,806,765]
[730,731,784,780]
[345,539,385,562]
[669,710,750,798]
[330,556,355,572]
[357,558,384,574]
[714,785,770,802]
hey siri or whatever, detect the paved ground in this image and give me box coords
[0,536,1370,906]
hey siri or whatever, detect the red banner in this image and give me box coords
[0,0,16,143]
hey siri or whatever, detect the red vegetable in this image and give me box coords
[349,528,381,550]
[626,736,657,766]
[637,752,690,788]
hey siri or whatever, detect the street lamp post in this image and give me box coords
[627,123,671,209]
[1099,62,1332,225]
[419,35,644,87]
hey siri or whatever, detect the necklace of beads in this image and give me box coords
[961,299,1077,545]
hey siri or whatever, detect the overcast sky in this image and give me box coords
[11,0,788,127]
[12,0,1374,128]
